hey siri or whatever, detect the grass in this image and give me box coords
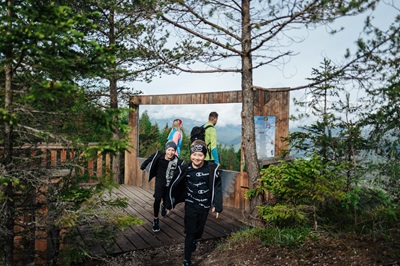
[222,226,314,251]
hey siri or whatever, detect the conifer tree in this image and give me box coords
[0,1,138,264]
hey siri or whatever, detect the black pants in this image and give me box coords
[153,181,168,217]
[184,204,209,261]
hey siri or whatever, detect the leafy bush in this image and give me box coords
[247,154,348,229]
[342,186,398,233]
[246,153,399,234]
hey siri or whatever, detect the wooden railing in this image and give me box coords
[1,143,113,265]
[1,143,112,179]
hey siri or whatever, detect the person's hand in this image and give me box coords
[166,209,171,216]
[212,207,220,219]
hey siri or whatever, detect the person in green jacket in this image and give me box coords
[204,111,220,166]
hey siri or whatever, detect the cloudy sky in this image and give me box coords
[130,1,398,128]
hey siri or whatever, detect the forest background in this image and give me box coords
[1,0,399,265]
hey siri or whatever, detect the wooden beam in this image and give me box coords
[134,90,243,105]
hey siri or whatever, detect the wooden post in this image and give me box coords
[97,151,102,177]
[60,149,66,164]
[124,97,139,185]
[51,149,57,168]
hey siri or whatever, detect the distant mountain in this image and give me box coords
[150,118,242,148]
[150,119,309,151]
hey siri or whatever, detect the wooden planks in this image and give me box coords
[79,185,247,255]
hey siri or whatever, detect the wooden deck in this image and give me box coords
[79,185,248,256]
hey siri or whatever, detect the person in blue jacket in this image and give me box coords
[167,118,183,156]
[166,140,223,266]
[140,141,184,232]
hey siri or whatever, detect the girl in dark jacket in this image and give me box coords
[167,140,223,266]
[140,141,184,232]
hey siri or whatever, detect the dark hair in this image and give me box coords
[209,112,218,119]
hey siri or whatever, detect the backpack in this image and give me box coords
[190,124,213,144]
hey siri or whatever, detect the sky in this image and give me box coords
[130,1,398,128]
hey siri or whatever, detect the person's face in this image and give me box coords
[165,148,176,160]
[190,151,205,168]
[212,117,218,126]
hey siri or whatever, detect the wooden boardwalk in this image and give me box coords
[79,185,247,256]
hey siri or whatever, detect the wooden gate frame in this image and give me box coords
[124,89,290,186]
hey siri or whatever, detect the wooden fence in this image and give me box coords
[0,143,112,178]
[1,143,112,265]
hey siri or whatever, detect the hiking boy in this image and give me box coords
[140,141,184,232]
[166,140,223,266]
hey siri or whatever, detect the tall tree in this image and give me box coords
[0,1,127,264]
[2,1,15,263]
[288,2,400,224]
[290,59,369,190]
[351,9,400,202]
[139,111,161,157]
[61,0,181,183]
[153,0,380,221]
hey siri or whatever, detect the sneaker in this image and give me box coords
[183,259,192,266]
[191,239,197,252]
[152,218,160,232]
[161,204,166,217]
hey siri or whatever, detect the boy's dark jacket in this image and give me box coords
[167,161,223,213]
[140,151,184,182]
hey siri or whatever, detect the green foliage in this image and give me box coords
[228,226,312,249]
[219,144,240,171]
[257,204,308,226]
[247,154,347,228]
[341,186,398,231]
[0,2,142,263]
[139,111,161,157]
[259,226,312,248]
[354,9,400,206]
[0,0,118,145]
[260,49,400,234]
[59,247,89,265]
[372,157,400,202]
[159,123,171,147]
[0,175,19,201]
[290,59,368,167]
[46,168,143,264]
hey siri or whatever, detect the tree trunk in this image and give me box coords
[110,77,121,183]
[2,1,15,264]
[241,0,263,225]
[109,8,121,183]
